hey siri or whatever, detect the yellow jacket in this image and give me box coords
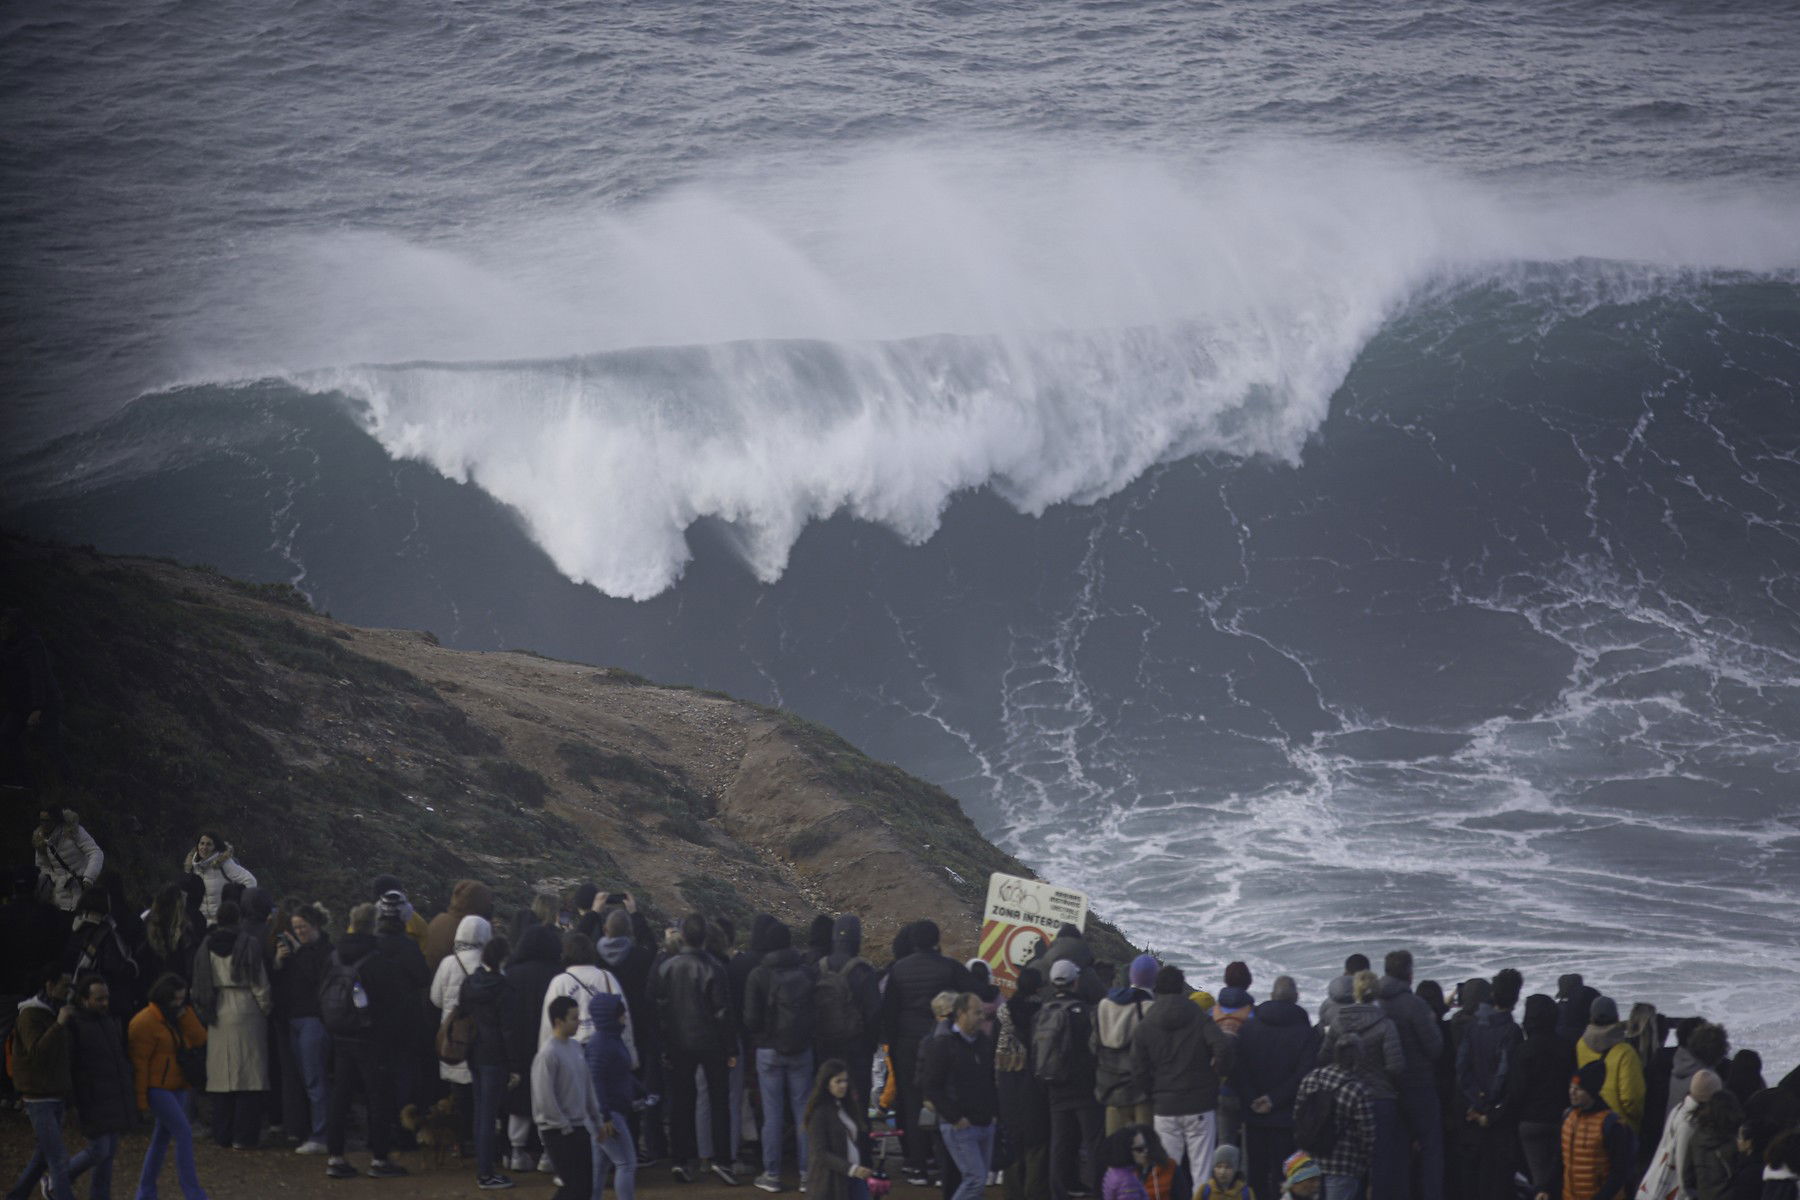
[1573,1032,1645,1133]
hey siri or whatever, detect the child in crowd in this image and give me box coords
[1196,1144,1253,1200]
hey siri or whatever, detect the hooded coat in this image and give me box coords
[459,962,512,1072]
[1234,996,1320,1126]
[423,880,494,971]
[196,924,272,1092]
[183,846,256,923]
[1319,972,1355,1037]
[1027,927,1104,1003]
[429,913,492,1083]
[1668,1047,1711,1118]
[745,936,814,1053]
[817,914,881,1057]
[1556,977,1601,1045]
[1517,994,1577,1127]
[1318,1000,1404,1102]
[1377,975,1444,1089]
[70,1006,134,1136]
[1130,993,1234,1116]
[584,992,637,1116]
[1092,985,1154,1107]
[597,927,658,1047]
[1457,1003,1525,1120]
[998,993,1051,1146]
[1576,1024,1646,1133]
[881,940,972,1047]
[33,809,102,911]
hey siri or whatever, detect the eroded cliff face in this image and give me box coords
[4,535,1134,961]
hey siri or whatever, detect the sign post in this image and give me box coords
[978,872,1089,996]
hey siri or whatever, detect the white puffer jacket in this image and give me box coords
[184,847,257,922]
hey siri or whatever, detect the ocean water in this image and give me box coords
[6,1,1800,1058]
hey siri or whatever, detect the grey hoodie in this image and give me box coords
[1667,1045,1707,1117]
[1377,975,1444,1088]
[1320,1001,1404,1101]
[1319,974,1355,1037]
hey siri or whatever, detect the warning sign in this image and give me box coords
[978,872,1088,995]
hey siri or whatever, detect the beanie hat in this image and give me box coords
[1049,960,1080,986]
[1129,954,1159,989]
[377,889,406,925]
[1589,995,1619,1026]
[1211,1144,1241,1172]
[1217,985,1253,1010]
[1282,1151,1322,1184]
[1223,961,1252,989]
[1575,1061,1608,1097]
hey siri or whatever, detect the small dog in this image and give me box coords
[399,1094,460,1170]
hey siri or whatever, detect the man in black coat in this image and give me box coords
[1234,975,1319,1200]
[502,923,564,1171]
[1129,965,1233,1189]
[815,914,881,1117]
[653,913,738,1184]
[923,993,1000,1200]
[323,901,428,1179]
[881,919,972,1185]
[66,974,134,1198]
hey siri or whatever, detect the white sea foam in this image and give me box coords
[174,142,1800,598]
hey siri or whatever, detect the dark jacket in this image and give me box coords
[1377,976,1444,1089]
[1319,1001,1403,1102]
[922,1027,999,1126]
[503,925,563,1077]
[459,965,511,1070]
[1130,993,1234,1117]
[597,934,658,1046]
[1518,995,1577,1126]
[1555,978,1600,1045]
[728,916,781,1050]
[804,1098,868,1200]
[654,946,735,1057]
[745,946,813,1052]
[584,993,637,1116]
[1295,1063,1376,1179]
[819,915,882,1052]
[997,995,1050,1146]
[334,929,431,1045]
[1027,930,1104,1003]
[1091,985,1152,1107]
[1036,990,1102,1113]
[273,936,331,1021]
[70,1008,134,1136]
[1458,1003,1525,1120]
[1235,998,1320,1127]
[10,995,70,1098]
[881,948,971,1047]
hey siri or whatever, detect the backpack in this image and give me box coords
[1033,996,1085,1086]
[1293,1083,1339,1157]
[814,956,869,1045]
[436,959,478,1067]
[770,963,816,1056]
[318,947,376,1037]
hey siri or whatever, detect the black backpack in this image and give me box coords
[1293,1083,1339,1157]
[1033,996,1084,1085]
[319,948,376,1036]
[814,956,869,1045]
[770,964,816,1055]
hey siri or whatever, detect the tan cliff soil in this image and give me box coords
[2,535,1135,962]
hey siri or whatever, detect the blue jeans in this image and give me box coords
[1368,1096,1403,1200]
[1397,1082,1443,1200]
[7,1098,75,1200]
[1323,1176,1361,1200]
[69,1131,119,1200]
[137,1088,207,1200]
[847,1179,870,1200]
[755,1047,813,1178]
[289,1016,330,1140]
[473,1065,508,1178]
[940,1123,995,1200]
[594,1109,638,1200]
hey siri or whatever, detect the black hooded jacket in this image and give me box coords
[70,1007,134,1136]
[1130,993,1234,1116]
[729,915,781,1048]
[1516,994,1576,1126]
[502,925,563,1076]
[1235,997,1320,1126]
[819,914,881,1051]
[881,937,971,1047]
[1555,976,1600,1045]
[332,929,431,1045]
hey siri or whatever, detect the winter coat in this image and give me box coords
[1377,976,1444,1089]
[921,1027,998,1126]
[198,928,272,1091]
[1576,1024,1647,1133]
[423,880,495,971]
[728,915,781,1050]
[503,926,562,1076]
[541,963,636,1064]
[1318,973,1354,1037]
[460,966,511,1071]
[329,929,431,1045]
[1092,985,1153,1107]
[33,809,102,911]
[182,848,256,923]
[997,995,1050,1146]
[653,946,735,1058]
[818,914,883,1054]
[10,995,71,1098]
[272,934,331,1020]
[745,946,815,1052]
[127,1002,207,1108]
[1457,1004,1525,1120]
[1235,997,1320,1127]
[1668,1047,1711,1118]
[430,914,492,1083]
[1027,930,1105,1003]
[69,1007,134,1136]
[597,933,658,1046]
[804,1097,868,1200]
[1102,1165,1149,1200]
[1682,1119,1739,1200]
[1318,1001,1403,1102]
[583,993,637,1116]
[1130,993,1234,1117]
[1556,980,1601,1045]
[1519,996,1578,1126]
[881,948,972,1046]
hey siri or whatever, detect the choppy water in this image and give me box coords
[6,0,1800,1059]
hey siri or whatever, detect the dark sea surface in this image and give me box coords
[5,1,1800,1054]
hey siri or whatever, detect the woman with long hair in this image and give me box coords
[182,833,256,925]
[142,883,201,986]
[189,899,272,1149]
[805,1058,876,1200]
[129,971,211,1199]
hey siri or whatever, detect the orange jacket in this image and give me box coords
[127,1003,208,1111]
